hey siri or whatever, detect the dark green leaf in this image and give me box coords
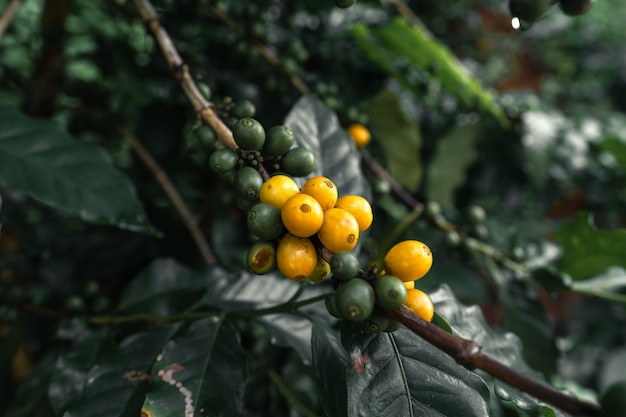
[141,318,247,417]
[430,285,564,415]
[598,137,626,168]
[284,95,371,199]
[425,120,484,206]
[200,265,332,363]
[556,212,626,280]
[311,320,349,417]
[365,89,423,193]
[341,321,490,417]
[4,354,57,417]
[351,18,508,127]
[0,105,158,236]
[62,324,180,417]
[116,258,213,315]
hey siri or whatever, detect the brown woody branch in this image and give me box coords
[133,0,237,150]
[118,126,215,264]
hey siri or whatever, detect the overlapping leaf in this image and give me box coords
[61,324,180,417]
[284,95,371,200]
[0,105,158,236]
[340,321,491,417]
[352,18,508,127]
[141,318,247,417]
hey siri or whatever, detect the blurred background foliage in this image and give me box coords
[1,0,626,415]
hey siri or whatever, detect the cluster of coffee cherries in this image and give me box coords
[325,240,435,333]
[509,0,596,29]
[248,173,373,282]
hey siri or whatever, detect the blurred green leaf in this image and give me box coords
[284,95,371,200]
[4,354,57,417]
[556,212,626,280]
[311,320,349,417]
[141,318,247,417]
[341,321,490,417]
[365,89,422,193]
[62,324,180,417]
[425,120,483,206]
[569,267,626,303]
[0,105,159,236]
[116,258,213,315]
[430,285,564,415]
[598,137,626,167]
[352,18,508,127]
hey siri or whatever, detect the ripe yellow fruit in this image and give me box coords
[277,233,317,281]
[403,280,415,290]
[281,193,324,237]
[317,208,359,253]
[383,240,433,282]
[334,195,373,232]
[404,288,434,322]
[259,175,300,210]
[301,176,338,211]
[347,124,371,148]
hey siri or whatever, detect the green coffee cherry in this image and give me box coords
[264,125,295,156]
[366,309,390,333]
[374,274,407,309]
[209,148,238,174]
[232,118,266,151]
[325,294,343,318]
[335,0,357,8]
[234,166,263,200]
[335,278,375,322]
[559,0,595,15]
[309,257,332,283]
[508,0,555,22]
[280,147,316,177]
[329,251,360,281]
[232,100,256,119]
[467,205,486,224]
[384,319,402,333]
[246,240,277,275]
[247,203,284,240]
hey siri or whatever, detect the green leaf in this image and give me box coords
[116,258,213,315]
[569,267,626,303]
[311,320,349,417]
[365,89,422,193]
[598,137,626,168]
[425,120,483,206]
[341,321,490,417]
[141,318,247,417]
[0,105,159,236]
[4,354,57,417]
[556,212,626,280]
[62,324,180,417]
[430,285,564,415]
[284,95,371,199]
[351,18,508,127]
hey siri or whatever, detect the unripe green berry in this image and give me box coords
[280,147,316,177]
[329,251,360,281]
[467,205,486,224]
[209,149,239,174]
[366,309,390,333]
[246,240,277,275]
[232,118,266,151]
[247,203,284,240]
[232,100,256,119]
[374,274,407,309]
[264,125,295,156]
[335,278,375,322]
[234,166,263,200]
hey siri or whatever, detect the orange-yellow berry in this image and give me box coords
[277,233,317,281]
[404,288,434,322]
[260,175,300,210]
[335,195,373,232]
[383,240,433,282]
[317,208,360,253]
[301,176,338,211]
[347,124,371,148]
[281,193,324,237]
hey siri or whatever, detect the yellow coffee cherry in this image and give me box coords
[317,208,359,253]
[308,257,332,283]
[301,176,338,211]
[334,195,373,232]
[347,124,371,148]
[383,240,433,282]
[277,233,317,281]
[404,288,434,322]
[281,193,324,237]
[260,175,300,210]
[403,280,415,290]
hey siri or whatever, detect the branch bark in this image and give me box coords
[133,0,237,150]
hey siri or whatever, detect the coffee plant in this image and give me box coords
[1,0,626,416]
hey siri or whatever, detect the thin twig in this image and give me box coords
[384,306,600,416]
[0,0,21,39]
[118,126,215,264]
[133,0,237,150]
